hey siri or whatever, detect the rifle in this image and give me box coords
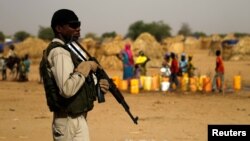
[66,41,139,124]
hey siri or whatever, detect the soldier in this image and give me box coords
[40,9,109,141]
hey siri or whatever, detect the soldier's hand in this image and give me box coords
[76,61,100,77]
[99,79,109,93]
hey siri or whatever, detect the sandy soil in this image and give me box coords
[0,49,250,141]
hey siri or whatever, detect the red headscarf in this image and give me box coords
[124,43,134,65]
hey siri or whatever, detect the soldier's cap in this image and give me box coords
[51,9,79,30]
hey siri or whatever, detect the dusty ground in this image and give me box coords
[0,49,250,141]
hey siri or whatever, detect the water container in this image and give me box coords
[197,75,206,91]
[181,74,189,91]
[161,82,170,91]
[216,77,226,90]
[189,77,197,92]
[130,79,139,94]
[143,76,152,91]
[203,76,212,92]
[112,76,120,87]
[151,75,160,91]
[233,75,241,91]
[119,80,128,91]
[161,76,169,83]
[140,75,146,89]
[216,77,221,88]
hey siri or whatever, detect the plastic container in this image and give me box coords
[189,77,197,92]
[161,76,169,83]
[233,75,241,91]
[197,75,206,91]
[151,75,160,91]
[181,74,189,91]
[203,76,212,92]
[161,82,170,91]
[130,79,139,94]
[143,76,152,91]
[112,76,120,87]
[140,76,146,89]
[216,77,226,90]
[119,80,128,91]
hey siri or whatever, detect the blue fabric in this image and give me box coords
[222,40,238,46]
[23,59,31,72]
[0,44,3,53]
[122,52,134,80]
[179,60,188,72]
[123,66,134,80]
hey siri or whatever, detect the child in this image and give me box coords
[161,58,171,77]
[178,53,188,76]
[187,55,196,78]
[161,53,170,76]
[212,50,224,93]
[135,51,150,76]
[169,52,179,90]
[160,53,171,91]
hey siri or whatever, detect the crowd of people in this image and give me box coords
[160,52,197,91]
[160,50,224,93]
[117,43,150,89]
[0,41,224,94]
[0,44,31,81]
[117,42,224,93]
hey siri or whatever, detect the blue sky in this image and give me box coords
[0,0,250,37]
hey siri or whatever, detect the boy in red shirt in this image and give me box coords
[212,50,224,93]
[170,52,179,90]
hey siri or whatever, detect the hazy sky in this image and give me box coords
[1,0,250,37]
